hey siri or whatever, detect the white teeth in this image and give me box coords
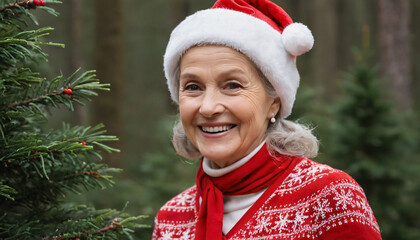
[202,125,232,133]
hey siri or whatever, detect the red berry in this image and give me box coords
[63,88,73,95]
[33,0,45,6]
[80,141,86,145]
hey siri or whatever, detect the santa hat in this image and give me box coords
[164,0,314,118]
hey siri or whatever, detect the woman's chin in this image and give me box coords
[201,150,230,162]
[198,144,240,168]
[195,128,237,159]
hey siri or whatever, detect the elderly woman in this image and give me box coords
[153,0,382,239]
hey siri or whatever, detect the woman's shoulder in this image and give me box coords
[275,157,373,208]
[255,158,382,239]
[154,185,198,222]
[281,157,361,191]
[153,186,198,239]
[231,158,381,239]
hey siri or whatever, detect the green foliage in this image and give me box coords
[0,1,147,239]
[327,52,420,239]
[0,0,60,27]
[1,204,147,240]
[132,119,197,238]
[80,118,198,239]
[133,118,198,211]
[0,0,62,70]
[330,64,402,170]
[0,181,17,200]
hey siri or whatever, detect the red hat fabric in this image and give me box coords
[164,0,314,118]
[212,0,292,32]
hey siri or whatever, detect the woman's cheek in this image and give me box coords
[235,93,267,114]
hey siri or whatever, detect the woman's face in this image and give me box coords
[179,45,280,168]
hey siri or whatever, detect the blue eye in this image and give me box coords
[227,82,241,89]
[185,84,200,91]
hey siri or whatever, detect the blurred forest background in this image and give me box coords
[32,0,419,239]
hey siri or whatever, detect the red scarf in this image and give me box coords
[195,144,294,240]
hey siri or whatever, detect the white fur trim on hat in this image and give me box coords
[164,8,310,118]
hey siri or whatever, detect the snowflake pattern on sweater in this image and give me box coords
[153,158,382,240]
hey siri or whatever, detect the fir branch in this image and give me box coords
[96,219,121,232]
[0,181,17,200]
[29,149,62,157]
[39,215,144,240]
[0,0,33,12]
[0,37,64,48]
[0,27,63,71]
[62,171,101,180]
[6,70,108,111]
[8,90,61,108]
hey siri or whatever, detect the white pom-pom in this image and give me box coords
[282,23,314,56]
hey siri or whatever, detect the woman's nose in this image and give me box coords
[199,90,224,117]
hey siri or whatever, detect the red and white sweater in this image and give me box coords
[153,158,382,239]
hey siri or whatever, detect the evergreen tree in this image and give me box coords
[329,34,420,239]
[0,1,147,239]
[132,118,198,238]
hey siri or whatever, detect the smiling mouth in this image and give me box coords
[200,125,236,134]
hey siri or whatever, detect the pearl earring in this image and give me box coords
[270,113,276,123]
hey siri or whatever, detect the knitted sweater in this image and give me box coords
[153,158,382,239]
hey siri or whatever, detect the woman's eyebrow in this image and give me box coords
[219,68,247,79]
[180,68,246,81]
[180,73,199,81]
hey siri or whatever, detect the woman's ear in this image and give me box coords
[269,97,281,117]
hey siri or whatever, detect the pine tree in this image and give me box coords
[0,1,147,239]
[329,29,420,239]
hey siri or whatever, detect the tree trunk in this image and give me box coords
[412,0,420,111]
[309,0,338,100]
[377,0,412,110]
[167,0,189,109]
[169,0,190,24]
[93,0,125,167]
[70,0,88,125]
